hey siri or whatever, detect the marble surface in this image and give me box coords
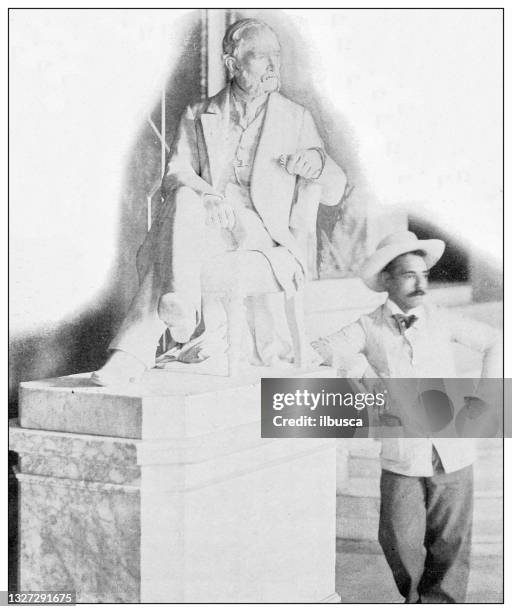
[18,472,140,603]
[10,422,140,485]
[14,434,337,603]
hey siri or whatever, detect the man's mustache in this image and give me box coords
[408,290,426,297]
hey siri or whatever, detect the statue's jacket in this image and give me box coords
[138,84,346,293]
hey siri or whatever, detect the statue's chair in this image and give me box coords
[201,251,304,376]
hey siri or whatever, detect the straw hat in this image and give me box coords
[360,231,445,292]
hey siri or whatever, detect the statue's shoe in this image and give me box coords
[158,292,197,343]
[90,350,146,387]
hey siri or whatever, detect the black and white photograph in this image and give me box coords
[6,6,506,605]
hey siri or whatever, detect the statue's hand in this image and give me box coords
[280,149,323,180]
[311,338,333,366]
[203,194,236,230]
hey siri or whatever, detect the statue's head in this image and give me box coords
[222,19,281,97]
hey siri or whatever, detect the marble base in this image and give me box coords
[11,366,338,603]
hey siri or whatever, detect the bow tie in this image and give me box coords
[392,313,418,333]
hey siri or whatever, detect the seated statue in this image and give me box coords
[92,17,347,386]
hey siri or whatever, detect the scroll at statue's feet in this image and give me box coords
[90,350,147,387]
[158,292,197,343]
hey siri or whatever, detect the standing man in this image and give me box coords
[92,18,346,386]
[313,230,501,603]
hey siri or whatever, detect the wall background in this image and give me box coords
[9,8,502,399]
[9,9,202,399]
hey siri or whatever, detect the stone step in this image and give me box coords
[337,492,503,522]
[341,439,381,458]
[345,465,503,496]
[347,438,503,458]
[335,549,503,603]
[339,476,502,499]
[346,439,502,477]
[349,449,503,477]
[336,518,502,551]
[348,455,381,479]
[336,496,502,546]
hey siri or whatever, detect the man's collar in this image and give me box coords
[385,299,425,323]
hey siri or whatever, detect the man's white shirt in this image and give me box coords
[316,299,501,476]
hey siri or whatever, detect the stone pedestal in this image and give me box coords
[10,366,339,603]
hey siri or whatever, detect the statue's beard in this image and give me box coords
[234,71,280,98]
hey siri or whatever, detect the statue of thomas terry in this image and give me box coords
[92,18,347,386]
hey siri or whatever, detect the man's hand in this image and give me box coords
[203,194,236,230]
[280,149,323,180]
[360,375,403,428]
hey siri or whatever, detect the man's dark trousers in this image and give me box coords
[378,453,473,603]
